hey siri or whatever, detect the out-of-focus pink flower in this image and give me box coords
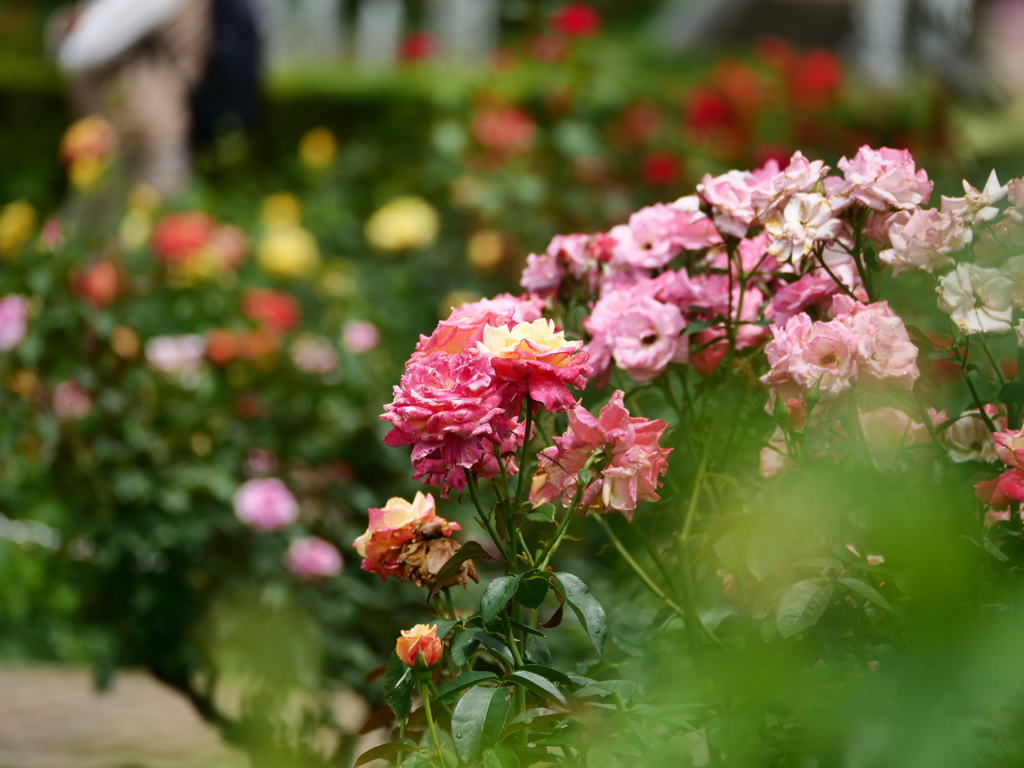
[476,319,590,412]
[931,406,1005,463]
[994,429,1024,469]
[471,108,535,156]
[234,478,300,531]
[832,296,920,391]
[764,192,844,265]
[976,468,1024,506]
[353,492,458,580]
[151,211,216,264]
[241,288,301,333]
[396,624,443,668]
[145,335,206,375]
[834,146,933,211]
[551,2,600,36]
[879,208,968,276]
[53,381,92,420]
[0,295,29,352]
[530,390,671,521]
[858,407,930,470]
[343,320,380,353]
[985,508,1012,527]
[287,536,343,580]
[761,312,857,408]
[382,352,515,496]
[40,217,63,250]
[866,554,885,566]
[291,334,339,373]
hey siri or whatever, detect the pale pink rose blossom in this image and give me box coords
[521,234,595,296]
[941,169,1007,225]
[1006,178,1024,221]
[764,192,844,265]
[832,296,920,391]
[234,478,300,531]
[521,249,564,295]
[761,313,858,407]
[291,334,339,373]
[759,426,794,479]
[835,146,933,211]
[768,251,864,325]
[751,151,830,222]
[698,161,780,238]
[0,295,29,352]
[985,508,1013,527]
[145,335,206,374]
[937,263,1014,336]
[530,390,671,521]
[879,208,969,276]
[53,381,92,420]
[287,536,343,580]
[931,406,1005,463]
[343,320,380,353]
[610,204,691,270]
[994,429,1024,469]
[858,407,930,470]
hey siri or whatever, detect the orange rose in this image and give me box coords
[395,624,442,668]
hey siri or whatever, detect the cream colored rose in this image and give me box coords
[477,319,569,357]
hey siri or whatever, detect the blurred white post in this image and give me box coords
[354,0,404,69]
[429,0,499,66]
[295,0,346,61]
[853,0,910,89]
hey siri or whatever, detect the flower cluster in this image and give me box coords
[382,295,590,496]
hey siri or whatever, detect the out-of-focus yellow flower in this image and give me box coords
[111,326,141,359]
[128,184,162,214]
[318,261,356,297]
[0,201,37,257]
[69,158,106,190]
[299,127,339,170]
[119,210,152,250]
[258,225,320,278]
[450,175,486,209]
[467,229,505,272]
[261,192,302,228]
[60,116,115,165]
[8,370,38,398]
[365,196,439,253]
[165,247,223,285]
[438,289,481,319]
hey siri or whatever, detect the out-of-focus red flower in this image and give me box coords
[471,108,536,156]
[238,327,281,359]
[790,50,844,111]
[399,31,435,62]
[490,47,519,73]
[756,35,800,77]
[77,259,118,307]
[613,99,664,146]
[235,392,265,420]
[712,60,765,118]
[642,152,681,186]
[529,34,570,63]
[241,288,301,333]
[685,86,734,133]
[206,329,240,365]
[551,3,600,37]
[151,212,215,264]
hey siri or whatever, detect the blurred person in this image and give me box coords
[50,0,260,196]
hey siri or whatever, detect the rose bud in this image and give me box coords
[395,624,443,669]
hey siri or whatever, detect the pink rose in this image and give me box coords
[287,536,343,580]
[832,296,920,391]
[53,381,92,420]
[761,313,858,407]
[835,146,933,211]
[234,478,300,531]
[879,208,968,276]
[750,150,830,221]
[145,335,206,375]
[994,429,1024,469]
[976,469,1024,507]
[0,295,29,352]
[412,294,543,362]
[291,334,339,373]
[531,390,672,521]
[768,252,864,325]
[931,406,1005,463]
[353,491,460,580]
[343,320,380,353]
[858,407,930,470]
[609,204,719,271]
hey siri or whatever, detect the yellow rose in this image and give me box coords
[299,127,339,170]
[257,225,320,278]
[128,184,162,214]
[365,196,439,252]
[260,192,302,228]
[478,318,569,357]
[467,229,505,272]
[69,158,106,190]
[0,201,37,256]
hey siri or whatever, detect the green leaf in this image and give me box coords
[383,652,414,722]
[998,382,1024,404]
[472,631,516,668]
[838,576,892,611]
[501,708,568,740]
[354,740,419,767]
[516,570,550,609]
[449,629,479,666]
[505,670,568,707]
[552,572,608,655]
[429,619,459,639]
[776,579,833,638]
[428,541,496,601]
[433,671,500,704]
[451,685,513,764]
[481,575,522,626]
[984,537,1009,562]
[526,504,556,523]
[519,664,575,687]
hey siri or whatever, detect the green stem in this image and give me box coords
[442,588,456,622]
[815,246,859,300]
[537,481,586,570]
[981,338,1007,386]
[960,337,997,433]
[419,678,442,760]
[464,469,508,563]
[502,611,525,668]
